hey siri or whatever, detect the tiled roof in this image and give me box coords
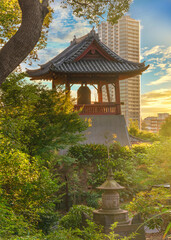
[51,59,146,73]
[27,29,149,77]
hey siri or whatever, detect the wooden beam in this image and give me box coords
[105,84,111,102]
[52,80,56,90]
[115,79,121,115]
[65,80,70,97]
[98,82,103,103]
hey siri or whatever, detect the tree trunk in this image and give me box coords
[0,0,49,84]
[65,174,69,212]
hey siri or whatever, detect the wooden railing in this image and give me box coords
[74,103,121,115]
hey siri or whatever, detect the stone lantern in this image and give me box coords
[93,168,146,239]
[93,169,129,233]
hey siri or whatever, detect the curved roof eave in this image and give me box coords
[27,29,149,78]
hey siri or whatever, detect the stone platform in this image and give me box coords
[80,115,130,146]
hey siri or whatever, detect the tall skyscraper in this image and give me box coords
[98,16,140,127]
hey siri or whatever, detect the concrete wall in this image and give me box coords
[80,115,130,146]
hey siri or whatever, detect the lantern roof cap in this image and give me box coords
[97,168,124,190]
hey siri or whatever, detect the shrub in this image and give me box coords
[37,209,60,234]
[68,143,150,200]
[0,201,31,238]
[59,205,94,229]
[46,228,81,240]
[85,192,100,208]
[0,137,61,233]
[126,188,171,230]
[53,220,135,240]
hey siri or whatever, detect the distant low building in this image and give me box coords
[142,113,170,133]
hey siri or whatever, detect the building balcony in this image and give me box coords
[74,102,121,115]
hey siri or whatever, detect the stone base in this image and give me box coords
[113,223,146,240]
[93,210,146,240]
[93,209,129,228]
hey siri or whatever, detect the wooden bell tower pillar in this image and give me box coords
[115,79,121,115]
[98,82,103,103]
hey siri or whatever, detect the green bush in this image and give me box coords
[37,209,60,234]
[0,201,32,238]
[4,235,44,240]
[46,228,81,240]
[0,74,87,157]
[68,143,149,200]
[50,220,135,240]
[59,205,94,229]
[145,139,171,186]
[131,143,149,154]
[0,137,61,234]
[85,192,100,208]
[126,188,171,230]
[68,144,108,166]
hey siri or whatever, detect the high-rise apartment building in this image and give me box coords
[98,16,140,127]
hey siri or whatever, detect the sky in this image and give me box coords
[25,0,171,119]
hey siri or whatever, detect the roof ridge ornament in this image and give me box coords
[91,26,95,34]
[89,26,99,39]
[70,35,77,45]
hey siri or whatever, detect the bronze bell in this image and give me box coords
[77,85,91,104]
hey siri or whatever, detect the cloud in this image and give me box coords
[141,45,171,85]
[48,21,91,44]
[154,71,164,76]
[142,45,171,63]
[141,89,171,118]
[143,45,164,57]
[47,3,92,44]
[157,63,167,70]
[147,67,171,85]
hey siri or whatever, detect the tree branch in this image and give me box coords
[0,0,49,84]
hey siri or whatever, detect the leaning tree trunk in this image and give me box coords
[0,0,49,84]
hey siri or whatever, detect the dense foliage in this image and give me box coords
[67,143,150,203]
[0,74,87,238]
[126,139,171,231]
[159,115,171,137]
[59,205,94,229]
[0,73,87,157]
[0,137,61,238]
[62,0,133,24]
[127,188,170,230]
[145,139,171,187]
